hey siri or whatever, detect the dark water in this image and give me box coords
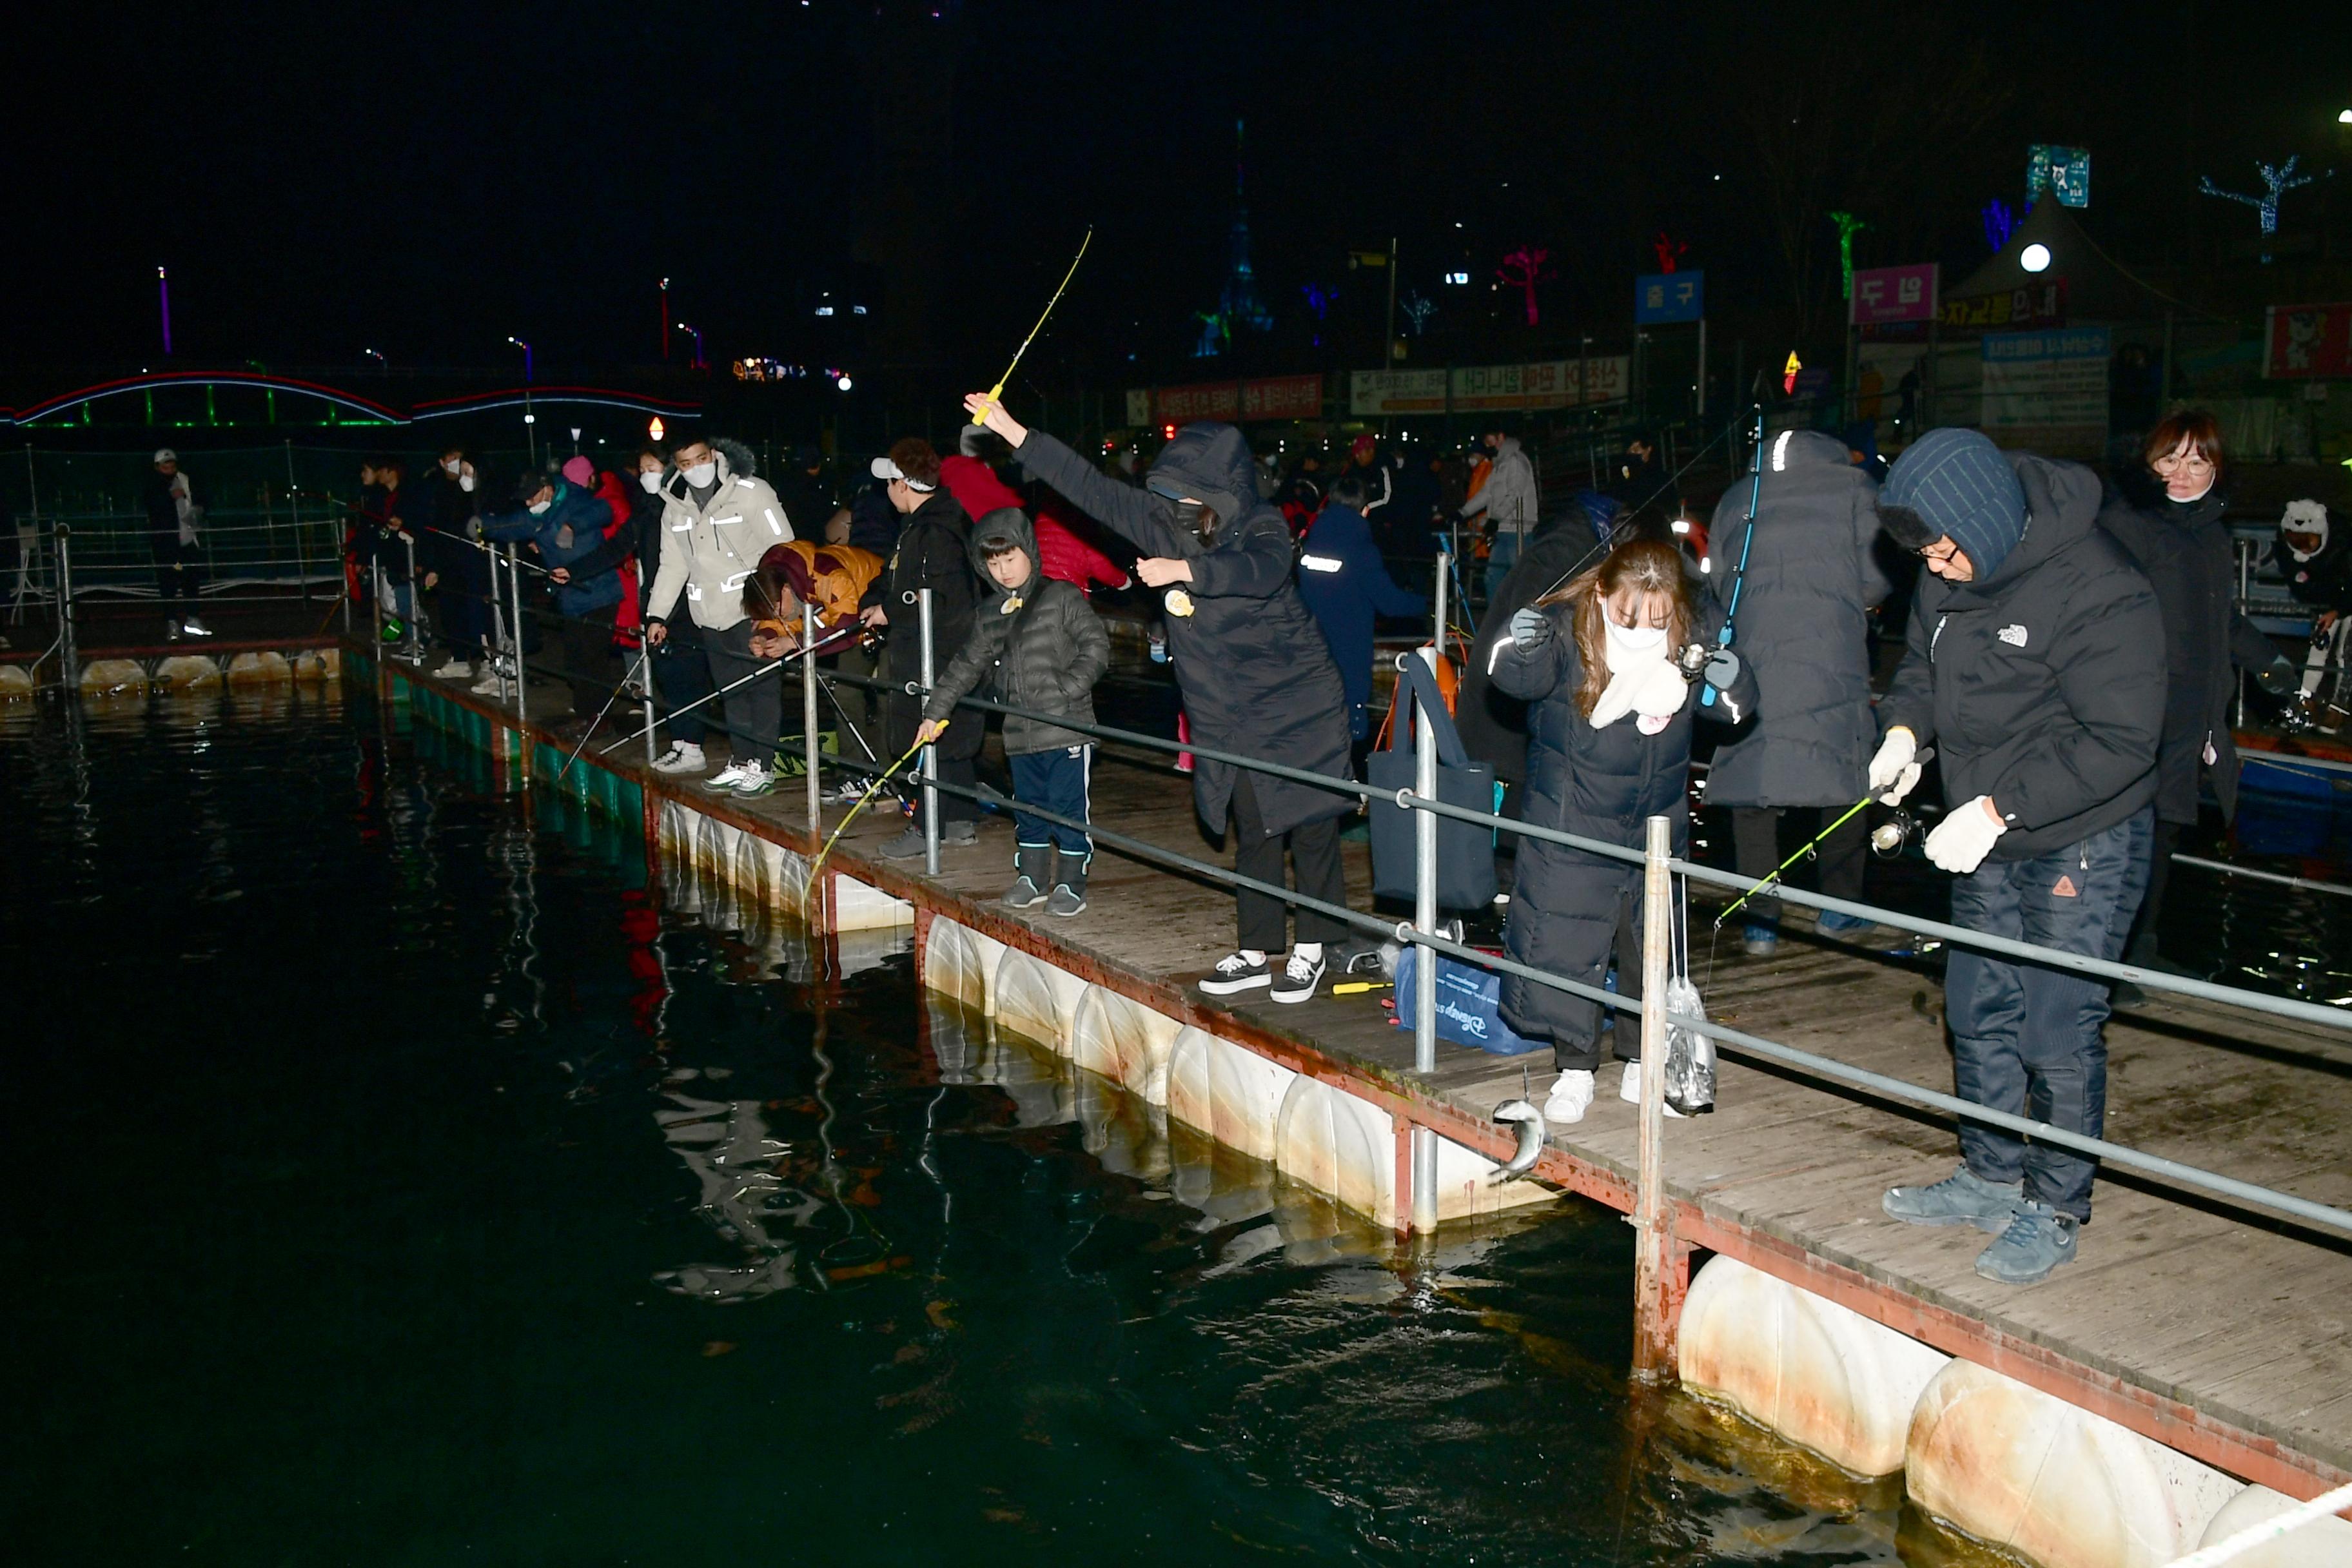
[0,687,2226,1567]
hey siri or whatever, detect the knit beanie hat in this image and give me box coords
[1878,428,2027,579]
[561,455,596,489]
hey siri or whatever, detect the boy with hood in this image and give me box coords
[916,508,1110,916]
[1868,429,2164,1287]
[966,395,1357,1004]
[643,436,796,797]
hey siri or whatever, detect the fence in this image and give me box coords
[337,540,2352,1548]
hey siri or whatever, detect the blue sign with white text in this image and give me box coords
[1636,270,1705,324]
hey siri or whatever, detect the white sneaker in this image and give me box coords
[650,741,707,775]
[431,658,472,679]
[1542,1070,1596,1125]
[700,761,753,793]
[1269,948,1326,1004]
[180,615,214,638]
[1618,1061,1687,1118]
[469,674,505,696]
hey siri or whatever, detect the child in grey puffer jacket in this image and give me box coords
[918,507,1110,915]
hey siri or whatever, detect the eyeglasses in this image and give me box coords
[2153,453,2215,475]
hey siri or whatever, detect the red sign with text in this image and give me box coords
[2263,304,2352,380]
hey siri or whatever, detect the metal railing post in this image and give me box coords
[54,525,78,685]
[803,599,821,830]
[1632,812,1676,1379]
[918,586,939,876]
[401,532,423,662]
[290,486,309,603]
[1409,556,1449,1234]
[642,654,658,766]
[371,560,386,647]
[507,545,529,730]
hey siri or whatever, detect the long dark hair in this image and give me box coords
[1537,537,1694,720]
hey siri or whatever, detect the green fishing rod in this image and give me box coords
[1714,748,1934,928]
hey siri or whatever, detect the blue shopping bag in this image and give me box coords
[1392,951,1545,1056]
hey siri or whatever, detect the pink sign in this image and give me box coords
[1850,263,1939,326]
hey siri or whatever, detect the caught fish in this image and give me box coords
[1490,1096,1547,1184]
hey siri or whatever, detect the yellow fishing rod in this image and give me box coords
[965,226,1092,427]
[801,734,930,919]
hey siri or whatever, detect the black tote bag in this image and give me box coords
[1366,655,1499,911]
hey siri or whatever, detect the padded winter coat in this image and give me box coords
[862,488,983,761]
[1017,424,1355,839]
[1295,501,1424,739]
[922,509,1109,755]
[1489,601,1754,1044]
[2098,476,2277,825]
[480,481,627,617]
[1879,453,2164,860]
[1703,429,1894,808]
[1461,435,1538,530]
[644,439,794,633]
[749,542,883,640]
[1456,507,1614,787]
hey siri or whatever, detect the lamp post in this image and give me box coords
[157,266,172,355]
[507,335,534,384]
[676,321,705,371]
[659,278,671,361]
[362,348,386,371]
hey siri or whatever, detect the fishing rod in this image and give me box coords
[1699,404,1767,711]
[1524,413,1745,607]
[965,226,1092,428]
[420,524,557,578]
[1715,748,1934,927]
[554,646,651,785]
[598,618,863,754]
[801,734,930,918]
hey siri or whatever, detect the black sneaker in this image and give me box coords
[1269,949,1326,1004]
[1199,952,1271,995]
[1046,883,1086,917]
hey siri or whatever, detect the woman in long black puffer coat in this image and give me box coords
[1489,537,1756,1126]
[966,394,1357,1005]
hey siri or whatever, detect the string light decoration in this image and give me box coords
[1981,198,2019,253]
[1299,282,1337,348]
[1650,233,1689,274]
[1191,309,1228,358]
[1496,246,1553,327]
[2199,156,2317,264]
[1829,211,1870,299]
[1400,290,1436,335]
[1782,351,1803,395]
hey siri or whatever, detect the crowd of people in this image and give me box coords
[333,395,2346,1289]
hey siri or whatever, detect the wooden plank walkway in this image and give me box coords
[379,651,2352,1496]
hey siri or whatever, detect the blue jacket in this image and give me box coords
[482,482,626,616]
[1296,502,1425,736]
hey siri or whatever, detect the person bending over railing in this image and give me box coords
[966,393,1358,1004]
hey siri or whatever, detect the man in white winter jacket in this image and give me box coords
[1460,429,1540,598]
[644,436,796,796]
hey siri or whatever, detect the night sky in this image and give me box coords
[12,0,2347,389]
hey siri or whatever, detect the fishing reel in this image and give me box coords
[857,623,889,658]
[1872,808,1919,858]
[1674,641,1713,681]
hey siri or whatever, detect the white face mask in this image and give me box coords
[527,500,551,516]
[639,471,662,495]
[442,458,461,476]
[682,461,717,489]
[458,475,475,493]
[1604,618,1668,653]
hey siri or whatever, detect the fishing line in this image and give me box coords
[801,733,930,918]
[554,646,650,785]
[965,226,1093,427]
[1698,404,1767,710]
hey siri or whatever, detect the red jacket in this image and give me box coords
[941,454,1128,595]
[594,469,642,637]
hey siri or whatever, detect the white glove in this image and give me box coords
[1868,728,1921,805]
[1925,796,2006,874]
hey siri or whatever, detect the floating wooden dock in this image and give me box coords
[352,640,2352,1566]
